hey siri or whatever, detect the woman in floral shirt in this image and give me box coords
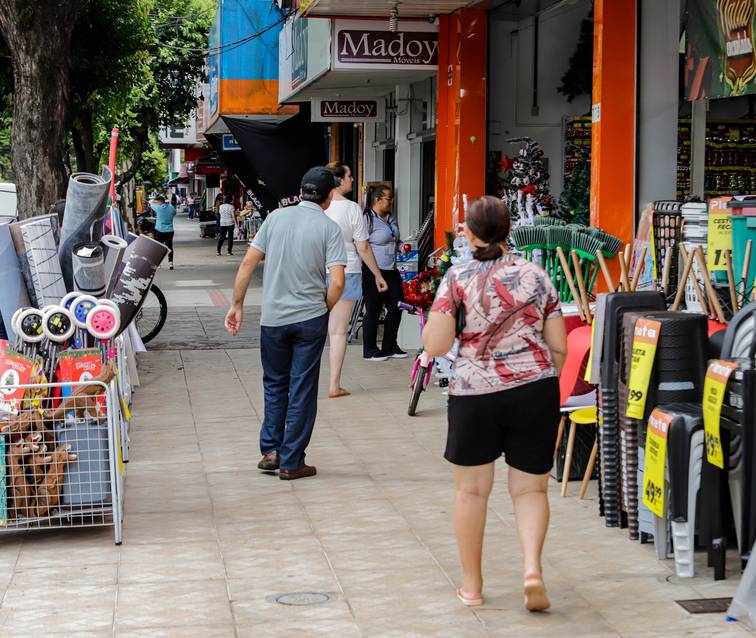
[423,196,567,612]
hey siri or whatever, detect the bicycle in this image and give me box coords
[134,283,167,344]
[400,301,456,416]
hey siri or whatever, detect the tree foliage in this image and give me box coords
[557,8,593,104]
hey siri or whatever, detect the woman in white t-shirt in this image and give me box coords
[325,162,388,398]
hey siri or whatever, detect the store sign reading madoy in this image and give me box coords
[336,29,438,67]
[311,98,385,122]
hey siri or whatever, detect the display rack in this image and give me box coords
[563,116,592,188]
[0,379,125,544]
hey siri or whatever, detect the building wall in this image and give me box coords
[487,2,592,199]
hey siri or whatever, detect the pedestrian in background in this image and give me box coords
[152,194,176,270]
[217,194,237,256]
[361,184,406,361]
[423,196,567,612]
[225,167,347,480]
[324,161,388,398]
[187,193,196,219]
[214,192,223,236]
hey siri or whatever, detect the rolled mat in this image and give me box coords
[110,234,168,335]
[72,242,106,297]
[58,167,113,290]
[101,234,128,296]
[0,222,31,341]
[9,214,67,307]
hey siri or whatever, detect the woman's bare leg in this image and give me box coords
[327,299,355,396]
[453,462,495,595]
[508,466,551,610]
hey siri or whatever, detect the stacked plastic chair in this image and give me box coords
[599,292,666,527]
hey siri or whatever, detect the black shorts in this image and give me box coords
[445,377,561,474]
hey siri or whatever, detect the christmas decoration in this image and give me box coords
[558,9,594,103]
[497,137,555,227]
[559,148,591,225]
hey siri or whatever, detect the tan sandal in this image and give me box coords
[456,588,484,607]
[523,573,550,612]
[328,388,351,398]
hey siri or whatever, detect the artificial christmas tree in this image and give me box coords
[560,149,591,225]
[497,137,554,227]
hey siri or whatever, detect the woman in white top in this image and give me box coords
[325,162,388,398]
[217,194,237,256]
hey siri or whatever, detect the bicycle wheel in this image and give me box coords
[135,284,168,344]
[408,364,427,416]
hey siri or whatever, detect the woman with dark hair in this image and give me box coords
[423,196,567,611]
[324,162,388,396]
[361,184,406,361]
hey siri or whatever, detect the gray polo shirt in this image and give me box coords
[251,200,347,327]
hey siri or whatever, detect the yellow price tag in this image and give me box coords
[707,197,733,272]
[643,408,672,517]
[626,319,661,420]
[584,320,595,382]
[703,360,737,469]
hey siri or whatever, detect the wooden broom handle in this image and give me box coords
[695,246,726,322]
[617,252,631,291]
[630,245,648,291]
[671,247,694,311]
[725,249,739,314]
[595,249,615,292]
[661,248,673,298]
[682,244,710,316]
[570,250,592,323]
[556,246,585,322]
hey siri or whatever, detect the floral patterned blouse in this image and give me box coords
[430,254,562,396]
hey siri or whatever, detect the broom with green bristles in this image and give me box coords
[510,225,547,265]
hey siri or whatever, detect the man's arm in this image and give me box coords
[355,240,388,292]
[225,245,264,335]
[326,265,345,311]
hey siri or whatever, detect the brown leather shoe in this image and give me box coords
[257,451,280,471]
[279,464,317,480]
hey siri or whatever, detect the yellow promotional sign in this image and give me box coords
[643,408,672,517]
[626,318,662,420]
[707,197,733,272]
[702,360,737,469]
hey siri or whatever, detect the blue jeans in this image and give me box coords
[260,313,328,470]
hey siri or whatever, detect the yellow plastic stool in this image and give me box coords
[560,407,598,498]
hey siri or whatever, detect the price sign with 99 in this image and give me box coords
[626,319,662,420]
[707,197,733,272]
[703,360,737,469]
[643,409,672,518]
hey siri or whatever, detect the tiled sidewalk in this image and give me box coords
[0,347,752,637]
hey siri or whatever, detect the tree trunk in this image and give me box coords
[0,1,82,219]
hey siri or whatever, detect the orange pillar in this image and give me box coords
[590,0,637,277]
[434,9,487,248]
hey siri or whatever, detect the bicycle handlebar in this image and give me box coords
[397,301,417,314]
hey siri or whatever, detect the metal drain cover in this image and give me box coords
[275,592,331,606]
[676,597,732,614]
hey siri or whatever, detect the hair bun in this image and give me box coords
[473,243,503,261]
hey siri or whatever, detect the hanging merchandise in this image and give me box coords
[58,167,113,291]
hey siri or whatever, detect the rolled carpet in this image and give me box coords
[110,234,168,335]
[101,234,128,296]
[9,214,66,308]
[58,167,113,290]
[0,222,31,341]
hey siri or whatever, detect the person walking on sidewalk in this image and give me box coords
[324,161,388,398]
[225,167,347,480]
[217,194,237,256]
[422,196,567,612]
[362,184,406,361]
[152,194,176,270]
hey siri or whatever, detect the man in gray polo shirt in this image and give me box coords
[225,167,347,480]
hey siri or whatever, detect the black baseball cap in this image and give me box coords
[301,167,337,199]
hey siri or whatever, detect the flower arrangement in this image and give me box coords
[402,267,440,310]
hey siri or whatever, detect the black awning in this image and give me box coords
[222,106,328,205]
[204,133,279,213]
